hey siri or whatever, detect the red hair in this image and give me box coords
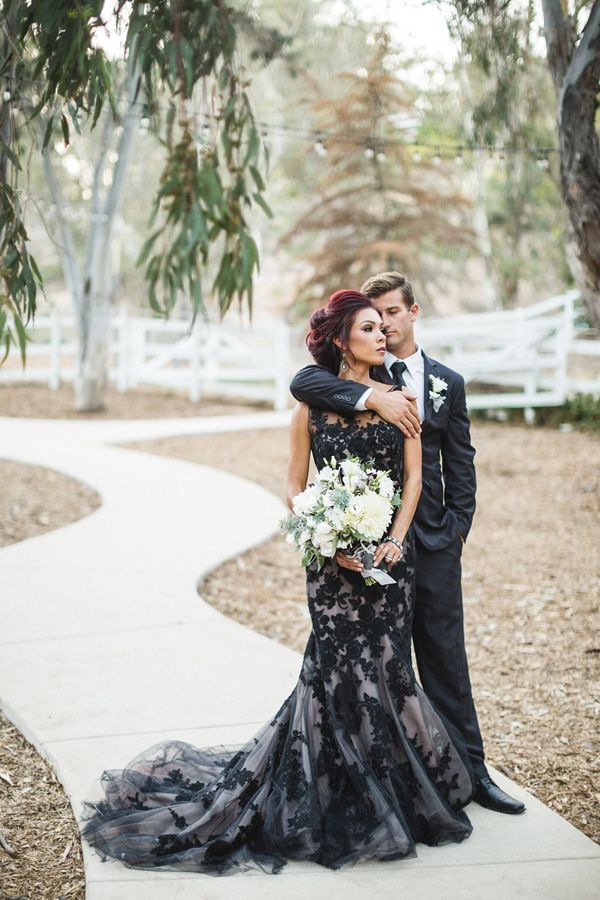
[306,290,376,372]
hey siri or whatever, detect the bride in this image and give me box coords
[82,289,475,875]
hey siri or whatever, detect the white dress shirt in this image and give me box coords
[356,345,425,420]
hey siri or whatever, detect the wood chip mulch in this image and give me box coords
[0,460,101,549]
[0,383,267,420]
[130,422,600,844]
[0,459,98,898]
[0,716,85,900]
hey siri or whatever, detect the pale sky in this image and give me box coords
[331,0,455,63]
[96,0,456,65]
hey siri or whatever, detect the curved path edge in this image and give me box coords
[0,412,598,900]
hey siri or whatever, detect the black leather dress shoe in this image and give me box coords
[474,776,526,814]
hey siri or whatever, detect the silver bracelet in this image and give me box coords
[385,535,403,553]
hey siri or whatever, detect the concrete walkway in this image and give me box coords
[1,413,598,899]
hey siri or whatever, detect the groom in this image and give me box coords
[290,271,524,814]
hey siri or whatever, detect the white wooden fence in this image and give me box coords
[416,290,600,411]
[0,312,291,410]
[1,290,598,411]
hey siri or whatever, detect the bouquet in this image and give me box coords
[280,456,401,585]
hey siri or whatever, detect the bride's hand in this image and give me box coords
[335,550,364,572]
[374,538,403,569]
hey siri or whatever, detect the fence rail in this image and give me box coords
[416,290,600,410]
[1,290,598,411]
[1,313,291,410]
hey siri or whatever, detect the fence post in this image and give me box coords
[189,322,202,402]
[49,309,61,390]
[116,309,130,393]
[556,293,573,402]
[274,321,290,411]
[129,318,146,388]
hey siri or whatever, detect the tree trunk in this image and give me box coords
[542,0,600,329]
[0,6,17,188]
[76,274,113,410]
[75,62,141,412]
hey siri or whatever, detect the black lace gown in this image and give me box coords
[82,407,475,875]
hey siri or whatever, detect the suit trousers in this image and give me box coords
[412,535,487,779]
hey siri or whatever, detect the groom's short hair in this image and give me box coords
[361,271,415,309]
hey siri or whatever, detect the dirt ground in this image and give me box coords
[0,460,101,549]
[0,459,98,899]
[129,421,600,844]
[0,717,85,900]
[0,384,598,899]
[0,382,267,420]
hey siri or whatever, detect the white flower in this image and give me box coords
[429,375,448,394]
[344,491,393,541]
[340,459,363,477]
[340,459,367,492]
[378,475,395,499]
[317,465,336,484]
[429,374,448,412]
[324,506,344,530]
[292,484,321,516]
[312,521,337,557]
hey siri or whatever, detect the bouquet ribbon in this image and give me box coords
[351,544,396,586]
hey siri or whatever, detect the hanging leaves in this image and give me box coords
[127,0,270,320]
[1,0,280,366]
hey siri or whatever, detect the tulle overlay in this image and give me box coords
[82,408,474,875]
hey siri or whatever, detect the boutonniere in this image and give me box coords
[429,375,448,412]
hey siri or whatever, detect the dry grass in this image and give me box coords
[131,422,600,843]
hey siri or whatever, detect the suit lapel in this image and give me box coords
[422,351,436,421]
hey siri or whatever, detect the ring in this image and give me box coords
[385,555,393,562]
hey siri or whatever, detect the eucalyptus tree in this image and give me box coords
[0,1,283,410]
[447,0,600,325]
[541,0,600,328]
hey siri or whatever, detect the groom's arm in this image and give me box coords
[440,376,476,541]
[290,365,421,437]
[290,365,366,411]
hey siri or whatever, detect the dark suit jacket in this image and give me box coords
[290,353,476,552]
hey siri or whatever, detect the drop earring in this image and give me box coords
[339,353,348,373]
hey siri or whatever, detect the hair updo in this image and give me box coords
[306,290,376,373]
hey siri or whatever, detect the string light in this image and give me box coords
[10,78,559,162]
[7,75,561,165]
[313,135,328,157]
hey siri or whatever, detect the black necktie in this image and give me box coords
[391,360,408,387]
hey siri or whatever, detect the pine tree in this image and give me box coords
[284,32,472,311]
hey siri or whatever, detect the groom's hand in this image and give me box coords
[365,388,421,437]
